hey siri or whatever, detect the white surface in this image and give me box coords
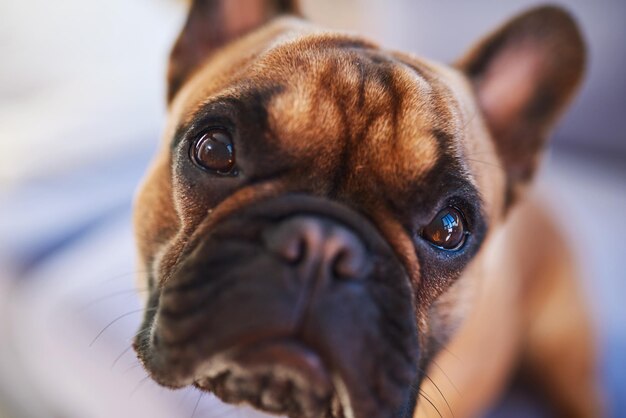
[0,0,183,183]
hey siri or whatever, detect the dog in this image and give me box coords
[132,1,600,417]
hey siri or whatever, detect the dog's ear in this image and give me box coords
[456,6,586,202]
[168,0,300,102]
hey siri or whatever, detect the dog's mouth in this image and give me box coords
[134,196,420,418]
[194,338,335,417]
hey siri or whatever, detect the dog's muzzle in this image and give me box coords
[134,195,420,418]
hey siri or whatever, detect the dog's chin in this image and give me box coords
[194,339,336,417]
[143,335,415,418]
[137,275,419,418]
[137,278,419,418]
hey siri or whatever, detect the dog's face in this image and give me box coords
[133,2,584,417]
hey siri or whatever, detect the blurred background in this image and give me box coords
[0,0,624,417]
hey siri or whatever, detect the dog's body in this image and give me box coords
[416,197,598,417]
[133,2,599,417]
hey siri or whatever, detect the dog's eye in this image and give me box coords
[421,207,467,250]
[191,128,235,174]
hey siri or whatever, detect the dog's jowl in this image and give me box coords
[133,1,599,417]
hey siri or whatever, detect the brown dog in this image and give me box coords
[133,1,599,417]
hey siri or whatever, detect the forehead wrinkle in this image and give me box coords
[262,42,453,198]
[265,50,344,123]
[362,63,442,190]
[404,58,479,183]
[394,53,467,134]
[264,45,384,120]
[431,64,485,190]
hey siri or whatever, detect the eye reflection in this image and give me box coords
[191,128,235,174]
[421,207,467,250]
[441,212,458,241]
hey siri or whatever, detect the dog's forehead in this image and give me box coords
[169,18,502,217]
[175,19,466,140]
[262,38,451,184]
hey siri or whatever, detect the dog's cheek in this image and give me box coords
[133,154,180,283]
[427,271,475,348]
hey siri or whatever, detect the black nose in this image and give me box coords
[264,216,370,280]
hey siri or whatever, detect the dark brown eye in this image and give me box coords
[191,128,235,174]
[421,207,467,250]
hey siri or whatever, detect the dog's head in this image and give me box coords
[133,2,585,417]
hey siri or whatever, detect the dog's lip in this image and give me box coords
[196,337,332,391]
[232,338,332,388]
[193,337,335,416]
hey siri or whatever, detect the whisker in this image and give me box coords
[95,270,150,285]
[177,388,192,407]
[76,287,150,313]
[72,270,149,295]
[123,362,143,374]
[427,336,462,364]
[190,391,203,418]
[465,157,505,171]
[89,307,157,347]
[460,107,479,134]
[132,322,152,339]
[129,375,151,398]
[429,359,461,396]
[58,270,149,312]
[465,150,496,157]
[418,389,443,418]
[111,345,133,370]
[422,372,454,418]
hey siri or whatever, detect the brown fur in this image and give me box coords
[416,198,600,417]
[133,2,599,417]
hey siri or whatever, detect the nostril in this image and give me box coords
[266,230,306,265]
[264,217,320,265]
[332,249,355,279]
[333,250,366,279]
[265,216,370,279]
[327,231,368,280]
[281,236,306,265]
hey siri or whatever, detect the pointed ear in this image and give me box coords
[456,6,586,199]
[168,0,300,102]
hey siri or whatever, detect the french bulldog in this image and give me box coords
[133,1,600,417]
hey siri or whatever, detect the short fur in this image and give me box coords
[133,2,599,417]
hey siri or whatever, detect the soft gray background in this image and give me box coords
[1,1,624,417]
